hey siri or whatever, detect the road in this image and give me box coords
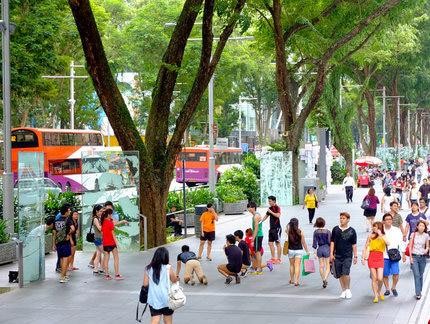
[0,184,427,323]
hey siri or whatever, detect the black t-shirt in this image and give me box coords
[54,216,71,245]
[238,240,251,266]
[177,251,197,264]
[267,205,281,229]
[225,245,242,273]
[419,184,430,200]
[331,226,357,259]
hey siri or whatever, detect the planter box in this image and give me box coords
[0,241,16,265]
[223,200,248,215]
[177,213,196,227]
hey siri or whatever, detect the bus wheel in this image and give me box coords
[66,182,72,191]
[186,182,197,187]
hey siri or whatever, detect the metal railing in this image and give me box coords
[138,213,147,251]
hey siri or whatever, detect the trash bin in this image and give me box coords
[194,205,207,238]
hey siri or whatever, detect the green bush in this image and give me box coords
[167,191,183,211]
[187,188,214,206]
[268,140,287,151]
[331,160,346,184]
[243,153,260,179]
[0,218,10,244]
[216,184,247,203]
[218,167,259,203]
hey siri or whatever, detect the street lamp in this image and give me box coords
[238,97,257,149]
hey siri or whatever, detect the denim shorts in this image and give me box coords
[94,237,102,247]
[288,249,304,259]
[383,258,400,276]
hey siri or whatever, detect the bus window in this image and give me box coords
[49,159,81,175]
[179,152,207,162]
[11,130,38,148]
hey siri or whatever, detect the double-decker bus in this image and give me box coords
[175,145,242,186]
[11,127,104,192]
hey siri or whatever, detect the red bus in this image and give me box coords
[175,146,242,186]
[11,127,104,192]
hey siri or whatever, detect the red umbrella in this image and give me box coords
[354,156,382,167]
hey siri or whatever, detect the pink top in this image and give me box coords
[364,195,380,209]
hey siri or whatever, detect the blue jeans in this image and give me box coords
[411,254,427,296]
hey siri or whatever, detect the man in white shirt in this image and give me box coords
[382,213,406,297]
[342,172,355,203]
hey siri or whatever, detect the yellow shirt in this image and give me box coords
[304,194,317,209]
[200,211,216,232]
[369,237,386,252]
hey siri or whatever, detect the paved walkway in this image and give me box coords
[0,185,428,323]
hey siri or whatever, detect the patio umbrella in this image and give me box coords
[354,156,382,167]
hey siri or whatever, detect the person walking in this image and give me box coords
[408,182,420,208]
[53,204,72,283]
[90,204,104,274]
[405,202,428,240]
[418,177,430,205]
[342,172,355,203]
[362,222,389,303]
[197,203,218,261]
[312,217,331,288]
[67,210,79,271]
[330,212,358,299]
[408,220,430,299]
[217,234,243,284]
[286,218,309,286]
[176,245,207,285]
[303,188,318,224]
[101,208,126,280]
[362,188,380,232]
[418,198,430,218]
[382,213,406,297]
[143,247,178,323]
[262,195,282,264]
[381,187,397,214]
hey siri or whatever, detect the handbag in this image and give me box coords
[386,247,401,262]
[304,258,315,273]
[405,235,414,257]
[314,194,318,208]
[361,197,370,210]
[136,286,148,322]
[166,264,186,310]
[86,218,95,243]
[282,240,289,255]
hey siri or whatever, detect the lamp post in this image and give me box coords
[0,0,14,235]
[42,61,88,129]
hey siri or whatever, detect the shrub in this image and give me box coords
[243,153,260,179]
[331,160,346,184]
[218,167,259,203]
[216,184,247,203]
[0,219,10,244]
[187,188,214,206]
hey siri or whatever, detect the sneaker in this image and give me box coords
[235,275,241,284]
[115,274,124,280]
[240,268,248,277]
[59,277,67,283]
[373,297,379,303]
[416,295,421,300]
[379,294,385,301]
[345,289,352,299]
[105,275,113,280]
[384,290,390,296]
[339,291,346,299]
[98,270,105,275]
[225,276,233,284]
[250,271,263,275]
[267,261,274,272]
[201,276,208,285]
[392,289,398,297]
[64,276,70,281]
[55,268,61,273]
[190,280,195,286]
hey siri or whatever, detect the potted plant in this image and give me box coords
[216,184,247,215]
[0,219,16,265]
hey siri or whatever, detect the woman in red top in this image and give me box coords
[101,208,124,280]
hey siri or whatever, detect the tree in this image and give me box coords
[67,0,247,247]
[256,0,403,198]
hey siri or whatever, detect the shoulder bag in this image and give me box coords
[314,194,318,208]
[166,264,186,310]
[282,240,289,255]
[136,285,148,322]
[361,196,370,210]
[405,234,414,257]
[386,246,401,262]
[86,218,95,243]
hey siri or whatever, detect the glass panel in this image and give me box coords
[81,150,140,252]
[260,151,292,206]
[17,152,45,285]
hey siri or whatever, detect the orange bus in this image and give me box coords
[175,145,242,186]
[11,127,104,192]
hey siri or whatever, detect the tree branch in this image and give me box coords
[283,0,342,41]
[166,0,246,176]
[146,0,204,164]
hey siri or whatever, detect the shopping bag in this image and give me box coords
[301,254,311,276]
[304,258,315,273]
[282,241,289,255]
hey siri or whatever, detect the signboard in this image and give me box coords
[216,137,228,148]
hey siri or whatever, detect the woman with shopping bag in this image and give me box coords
[312,217,331,288]
[286,218,309,286]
